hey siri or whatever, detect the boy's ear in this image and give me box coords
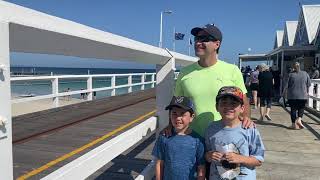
[190,113,195,122]
[240,104,245,113]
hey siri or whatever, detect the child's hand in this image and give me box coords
[225,152,243,164]
[206,151,223,162]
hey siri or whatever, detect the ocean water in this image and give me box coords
[11,67,155,99]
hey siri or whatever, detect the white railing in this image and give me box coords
[308,79,320,111]
[11,72,179,108]
[11,73,156,107]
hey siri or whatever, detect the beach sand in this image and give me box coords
[12,97,84,117]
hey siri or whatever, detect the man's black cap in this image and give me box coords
[165,96,195,113]
[191,23,222,42]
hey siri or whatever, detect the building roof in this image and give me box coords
[295,5,320,45]
[282,21,298,46]
[274,30,284,49]
[238,54,267,62]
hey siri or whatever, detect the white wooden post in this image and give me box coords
[87,76,93,100]
[111,75,116,96]
[309,82,314,108]
[141,73,145,90]
[156,57,176,133]
[52,77,59,107]
[128,75,132,93]
[151,74,155,88]
[238,57,242,69]
[316,82,320,111]
[0,21,13,180]
[280,51,284,92]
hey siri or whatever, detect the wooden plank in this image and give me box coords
[13,97,156,179]
[13,89,155,143]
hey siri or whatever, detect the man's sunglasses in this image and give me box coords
[194,35,218,43]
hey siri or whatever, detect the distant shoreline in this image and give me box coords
[10,65,155,70]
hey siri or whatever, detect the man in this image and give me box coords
[174,23,251,137]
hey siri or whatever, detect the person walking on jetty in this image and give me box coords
[283,62,311,129]
[257,63,274,121]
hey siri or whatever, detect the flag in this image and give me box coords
[174,32,185,40]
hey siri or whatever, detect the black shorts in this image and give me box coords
[250,83,259,91]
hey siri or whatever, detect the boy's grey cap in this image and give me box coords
[191,23,222,41]
[165,96,195,113]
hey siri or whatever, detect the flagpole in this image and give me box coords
[173,27,176,52]
[188,36,191,56]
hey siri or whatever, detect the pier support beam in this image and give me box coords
[156,58,176,132]
[0,22,13,180]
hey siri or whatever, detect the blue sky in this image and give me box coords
[8,0,320,69]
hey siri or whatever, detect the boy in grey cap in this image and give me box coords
[152,96,206,180]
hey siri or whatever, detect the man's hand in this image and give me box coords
[225,152,244,164]
[205,151,223,162]
[240,116,255,129]
[160,124,173,137]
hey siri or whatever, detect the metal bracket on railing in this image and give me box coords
[0,64,7,73]
[0,116,7,127]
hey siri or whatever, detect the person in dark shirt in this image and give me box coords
[258,63,274,121]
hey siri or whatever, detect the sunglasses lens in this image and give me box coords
[194,36,216,42]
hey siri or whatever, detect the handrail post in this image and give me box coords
[128,75,132,93]
[156,57,176,134]
[141,73,145,90]
[111,75,116,96]
[0,21,13,180]
[309,82,314,108]
[316,82,320,111]
[52,77,59,107]
[151,73,155,88]
[87,76,93,100]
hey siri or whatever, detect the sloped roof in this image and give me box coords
[282,21,298,46]
[314,22,320,45]
[274,30,284,49]
[301,5,320,44]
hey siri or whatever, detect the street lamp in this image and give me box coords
[159,10,173,48]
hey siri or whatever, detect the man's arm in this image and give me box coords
[242,94,251,118]
[241,94,253,128]
[155,160,164,180]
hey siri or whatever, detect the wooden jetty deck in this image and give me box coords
[12,90,320,180]
[13,89,156,179]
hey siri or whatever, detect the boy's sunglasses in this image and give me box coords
[194,35,218,43]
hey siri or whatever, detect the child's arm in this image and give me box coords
[155,160,164,180]
[226,128,265,168]
[197,165,206,180]
[225,152,262,167]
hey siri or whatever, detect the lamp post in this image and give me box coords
[159,10,172,48]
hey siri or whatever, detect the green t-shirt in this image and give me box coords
[174,60,247,137]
